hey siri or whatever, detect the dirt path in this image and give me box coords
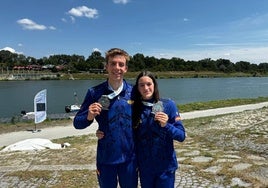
[1,102,267,148]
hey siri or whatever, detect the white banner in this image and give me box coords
[34,89,47,124]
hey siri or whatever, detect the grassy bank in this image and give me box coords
[0,97,267,134]
[61,71,267,80]
[178,96,268,112]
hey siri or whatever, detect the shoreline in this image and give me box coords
[1,102,267,148]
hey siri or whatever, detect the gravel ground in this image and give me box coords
[176,106,268,188]
[0,102,267,187]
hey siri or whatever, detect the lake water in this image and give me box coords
[0,77,267,118]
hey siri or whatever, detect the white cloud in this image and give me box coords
[230,13,268,30]
[68,6,98,19]
[17,18,46,30]
[0,47,23,55]
[61,18,67,23]
[48,26,56,30]
[92,48,101,52]
[113,0,130,4]
[70,16,75,23]
[1,47,15,53]
[148,46,268,64]
[17,18,56,30]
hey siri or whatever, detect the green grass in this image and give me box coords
[63,71,268,80]
[1,96,267,134]
[178,96,268,112]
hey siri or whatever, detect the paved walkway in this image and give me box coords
[0,120,98,148]
[1,102,268,148]
[181,101,268,119]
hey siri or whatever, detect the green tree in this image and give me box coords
[171,57,186,71]
[144,56,158,71]
[129,53,145,71]
[86,51,105,69]
[235,61,251,72]
[216,59,235,72]
[258,63,268,73]
[198,58,217,71]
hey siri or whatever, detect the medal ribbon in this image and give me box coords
[142,101,154,107]
[107,83,123,99]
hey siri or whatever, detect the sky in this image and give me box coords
[1,0,268,64]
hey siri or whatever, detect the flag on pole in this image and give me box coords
[34,89,47,124]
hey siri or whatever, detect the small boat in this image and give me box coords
[65,104,81,113]
[21,110,35,119]
[65,92,81,113]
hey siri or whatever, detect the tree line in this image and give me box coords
[0,50,267,74]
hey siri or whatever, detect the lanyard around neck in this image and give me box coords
[142,101,154,107]
[142,100,164,114]
[107,82,123,99]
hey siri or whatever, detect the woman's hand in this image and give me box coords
[154,112,168,127]
[96,129,104,139]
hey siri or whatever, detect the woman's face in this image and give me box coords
[138,76,154,100]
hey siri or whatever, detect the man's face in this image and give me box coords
[106,55,128,82]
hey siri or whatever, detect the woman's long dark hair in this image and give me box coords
[132,70,160,129]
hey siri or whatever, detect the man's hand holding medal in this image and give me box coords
[152,101,168,127]
[87,95,110,121]
[98,95,110,110]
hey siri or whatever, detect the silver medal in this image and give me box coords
[98,95,110,110]
[152,101,163,114]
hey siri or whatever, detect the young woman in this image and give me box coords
[132,70,186,188]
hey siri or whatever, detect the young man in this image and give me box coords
[73,48,137,188]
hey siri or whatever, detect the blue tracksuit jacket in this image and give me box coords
[135,98,186,174]
[73,80,135,165]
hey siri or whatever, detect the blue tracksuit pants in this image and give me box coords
[97,159,138,188]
